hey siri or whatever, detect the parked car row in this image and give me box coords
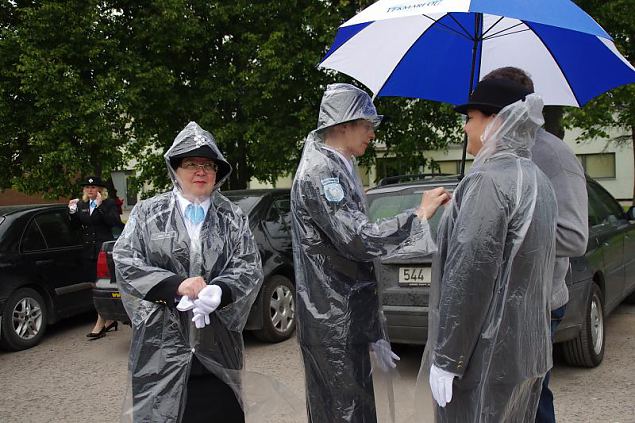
[3,179,634,363]
[366,175,635,367]
[93,189,296,343]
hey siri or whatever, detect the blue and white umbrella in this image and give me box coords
[319,0,635,107]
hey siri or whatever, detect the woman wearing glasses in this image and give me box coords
[113,122,262,423]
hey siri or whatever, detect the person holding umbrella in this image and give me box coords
[113,122,263,422]
[291,83,450,422]
[481,67,589,423]
[425,78,558,422]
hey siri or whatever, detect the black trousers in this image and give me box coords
[182,371,244,423]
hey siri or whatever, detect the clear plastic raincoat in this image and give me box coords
[291,84,436,423]
[418,95,558,422]
[113,122,263,422]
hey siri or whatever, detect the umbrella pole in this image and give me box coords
[459,13,483,179]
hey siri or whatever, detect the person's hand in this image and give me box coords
[68,198,79,214]
[176,296,195,311]
[177,276,206,298]
[94,191,103,207]
[369,339,400,372]
[429,364,457,407]
[416,187,451,220]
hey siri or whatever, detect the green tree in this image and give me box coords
[566,0,635,205]
[0,0,133,198]
[116,0,461,195]
[1,1,461,198]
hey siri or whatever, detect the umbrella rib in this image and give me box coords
[422,13,474,41]
[482,23,527,40]
[481,16,505,38]
[484,28,532,40]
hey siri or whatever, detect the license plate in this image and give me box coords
[398,267,432,286]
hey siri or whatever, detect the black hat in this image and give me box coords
[169,145,232,182]
[454,79,533,115]
[80,176,106,187]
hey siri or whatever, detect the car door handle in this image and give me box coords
[35,259,54,265]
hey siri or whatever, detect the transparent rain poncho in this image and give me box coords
[113,122,299,422]
[416,95,558,422]
[291,84,437,422]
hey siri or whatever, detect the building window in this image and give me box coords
[433,160,473,175]
[126,174,138,206]
[577,153,615,179]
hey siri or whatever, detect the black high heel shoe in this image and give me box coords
[104,321,118,333]
[86,327,107,339]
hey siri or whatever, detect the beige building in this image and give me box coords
[248,130,634,206]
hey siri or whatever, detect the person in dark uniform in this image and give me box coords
[113,122,263,423]
[68,176,121,338]
[291,83,449,423]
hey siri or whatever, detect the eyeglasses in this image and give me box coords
[181,161,218,172]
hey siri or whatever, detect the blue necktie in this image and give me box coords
[185,204,205,224]
[90,200,96,208]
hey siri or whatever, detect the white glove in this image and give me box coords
[429,364,457,407]
[191,285,222,329]
[68,199,79,214]
[370,339,400,372]
[176,295,195,311]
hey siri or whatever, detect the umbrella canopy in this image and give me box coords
[319,0,635,107]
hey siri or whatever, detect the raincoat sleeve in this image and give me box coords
[300,169,432,262]
[210,207,263,331]
[433,173,509,376]
[113,202,183,301]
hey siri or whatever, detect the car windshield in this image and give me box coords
[367,189,448,235]
[224,195,261,214]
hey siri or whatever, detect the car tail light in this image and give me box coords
[96,250,110,279]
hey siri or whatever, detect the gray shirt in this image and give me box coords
[531,128,589,309]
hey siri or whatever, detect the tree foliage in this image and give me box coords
[1,1,462,198]
[0,0,133,198]
[565,0,635,204]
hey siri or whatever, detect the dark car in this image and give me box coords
[0,204,96,351]
[366,175,635,367]
[93,189,296,342]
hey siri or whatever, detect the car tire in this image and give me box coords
[624,288,635,305]
[561,283,605,368]
[253,275,296,343]
[0,287,48,351]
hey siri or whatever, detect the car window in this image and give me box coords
[367,190,447,235]
[587,181,624,226]
[22,220,47,252]
[35,211,81,248]
[265,196,292,238]
[225,195,261,214]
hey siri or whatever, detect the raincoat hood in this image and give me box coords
[473,93,544,168]
[164,121,232,197]
[316,83,383,132]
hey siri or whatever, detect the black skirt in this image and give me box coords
[182,359,244,423]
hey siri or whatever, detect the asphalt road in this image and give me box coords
[1,304,633,423]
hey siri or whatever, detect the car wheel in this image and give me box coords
[254,275,296,343]
[562,283,605,368]
[0,287,48,351]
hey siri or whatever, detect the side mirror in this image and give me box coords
[627,206,635,221]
